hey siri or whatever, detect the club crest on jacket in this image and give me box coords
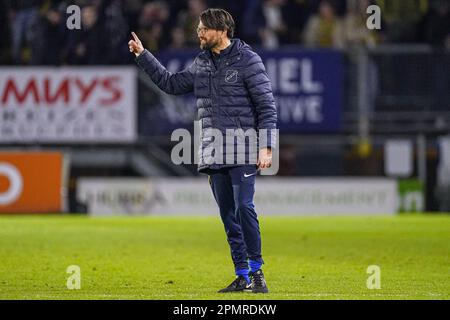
[225,70,238,83]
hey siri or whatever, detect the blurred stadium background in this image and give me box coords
[0,0,450,300]
[0,0,449,215]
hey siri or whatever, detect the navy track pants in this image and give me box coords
[208,165,264,271]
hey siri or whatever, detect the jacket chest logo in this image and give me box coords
[225,70,238,83]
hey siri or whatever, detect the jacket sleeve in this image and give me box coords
[135,49,195,95]
[244,53,278,149]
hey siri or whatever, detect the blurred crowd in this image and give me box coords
[0,0,449,65]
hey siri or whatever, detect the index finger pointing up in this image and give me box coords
[131,31,139,42]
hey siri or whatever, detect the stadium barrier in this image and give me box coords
[0,151,68,214]
[77,177,400,216]
[0,67,137,143]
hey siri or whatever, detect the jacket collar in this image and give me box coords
[224,39,246,59]
[212,40,235,58]
[198,39,247,60]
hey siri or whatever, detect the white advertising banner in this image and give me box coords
[0,67,136,143]
[77,177,399,216]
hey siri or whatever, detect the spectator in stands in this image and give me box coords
[122,0,145,34]
[64,0,128,65]
[423,0,450,48]
[240,0,296,47]
[136,1,170,52]
[302,0,345,48]
[0,0,11,64]
[343,0,378,48]
[2,0,450,64]
[177,0,207,47]
[169,27,187,49]
[376,0,429,43]
[259,0,288,49]
[240,0,266,46]
[64,5,105,64]
[99,0,129,64]
[7,0,40,64]
[28,1,67,65]
[207,0,245,28]
[281,0,316,45]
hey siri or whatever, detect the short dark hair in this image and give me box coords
[199,8,235,38]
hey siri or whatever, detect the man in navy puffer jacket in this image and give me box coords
[129,8,277,294]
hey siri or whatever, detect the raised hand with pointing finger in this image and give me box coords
[128,32,144,57]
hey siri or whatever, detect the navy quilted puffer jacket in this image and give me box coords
[135,39,277,173]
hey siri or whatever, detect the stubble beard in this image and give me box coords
[200,38,219,51]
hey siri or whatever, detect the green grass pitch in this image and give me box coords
[0,214,449,300]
